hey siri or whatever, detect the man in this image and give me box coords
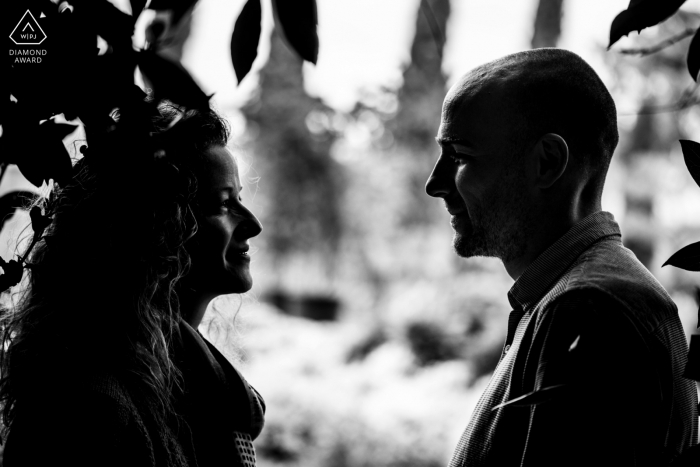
[426,48,697,466]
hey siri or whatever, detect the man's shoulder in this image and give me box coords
[547,237,677,331]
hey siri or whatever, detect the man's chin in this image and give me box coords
[453,232,491,258]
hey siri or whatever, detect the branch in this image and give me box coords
[420,1,445,60]
[0,164,8,187]
[616,27,697,56]
[618,83,700,116]
[19,233,41,264]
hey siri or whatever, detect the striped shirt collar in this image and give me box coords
[507,211,621,311]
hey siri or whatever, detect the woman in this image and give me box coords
[0,104,264,466]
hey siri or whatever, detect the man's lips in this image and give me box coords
[443,197,466,216]
[445,204,466,216]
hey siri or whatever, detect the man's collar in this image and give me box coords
[507,211,621,311]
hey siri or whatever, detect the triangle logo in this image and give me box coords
[10,10,46,45]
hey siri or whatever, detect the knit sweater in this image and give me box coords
[3,320,265,467]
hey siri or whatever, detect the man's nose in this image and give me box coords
[425,157,452,198]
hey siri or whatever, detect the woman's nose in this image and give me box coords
[234,208,263,241]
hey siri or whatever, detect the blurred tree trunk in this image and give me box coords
[608,13,698,268]
[391,0,450,147]
[242,29,343,264]
[531,0,564,48]
[389,0,450,226]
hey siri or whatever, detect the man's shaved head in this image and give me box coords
[428,49,619,265]
[444,48,618,198]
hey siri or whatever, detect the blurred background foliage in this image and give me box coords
[229,0,700,464]
[5,0,700,465]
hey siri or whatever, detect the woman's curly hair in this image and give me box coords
[0,102,230,430]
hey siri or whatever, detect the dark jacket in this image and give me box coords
[450,212,698,467]
[3,320,265,467]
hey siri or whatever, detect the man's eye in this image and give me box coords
[449,153,468,163]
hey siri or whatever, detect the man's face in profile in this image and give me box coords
[426,79,532,262]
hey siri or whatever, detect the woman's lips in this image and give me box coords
[228,246,250,261]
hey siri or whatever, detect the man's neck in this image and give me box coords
[503,203,602,281]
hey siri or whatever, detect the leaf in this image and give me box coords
[8,58,62,123]
[73,52,138,124]
[138,51,210,109]
[70,0,135,49]
[683,335,700,381]
[231,0,262,84]
[663,241,700,271]
[0,102,37,166]
[608,0,687,48]
[148,0,170,8]
[695,287,700,329]
[149,0,199,24]
[680,140,700,188]
[568,335,581,352]
[43,235,58,250]
[688,29,700,80]
[130,0,148,19]
[29,206,51,237]
[55,5,97,61]
[0,259,24,292]
[0,192,34,233]
[16,119,76,187]
[45,122,80,141]
[0,71,11,126]
[491,384,567,411]
[145,16,168,45]
[271,0,319,64]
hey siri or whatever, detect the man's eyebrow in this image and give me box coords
[435,137,472,147]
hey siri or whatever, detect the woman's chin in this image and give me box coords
[183,265,253,296]
[229,281,252,294]
[223,269,253,294]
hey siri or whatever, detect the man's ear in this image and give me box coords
[533,133,568,189]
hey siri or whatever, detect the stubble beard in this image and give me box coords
[452,167,530,264]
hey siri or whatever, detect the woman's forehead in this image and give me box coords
[198,145,240,189]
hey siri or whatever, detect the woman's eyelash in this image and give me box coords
[222,197,243,208]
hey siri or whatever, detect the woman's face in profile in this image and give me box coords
[186,145,262,295]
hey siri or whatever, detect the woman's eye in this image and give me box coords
[218,193,244,214]
[221,198,244,212]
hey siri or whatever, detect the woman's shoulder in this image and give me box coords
[3,371,154,467]
[11,368,142,435]
[176,321,265,437]
[82,369,141,422]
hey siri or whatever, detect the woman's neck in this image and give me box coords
[178,289,215,328]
